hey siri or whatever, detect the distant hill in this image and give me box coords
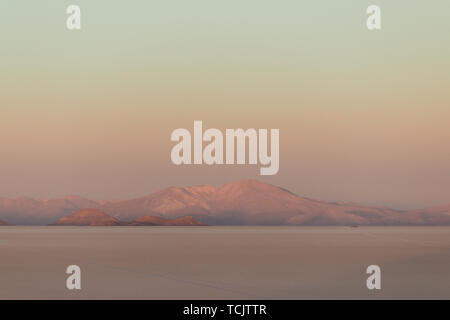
[133,216,207,226]
[1,180,450,225]
[0,219,7,226]
[52,209,206,226]
[405,204,450,225]
[52,209,118,226]
[0,196,99,225]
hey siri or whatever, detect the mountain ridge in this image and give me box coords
[1,180,449,225]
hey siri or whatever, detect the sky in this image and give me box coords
[1,0,449,209]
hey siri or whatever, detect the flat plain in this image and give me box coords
[0,226,449,299]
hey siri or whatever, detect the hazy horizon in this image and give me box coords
[1,178,449,213]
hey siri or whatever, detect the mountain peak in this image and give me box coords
[217,179,286,197]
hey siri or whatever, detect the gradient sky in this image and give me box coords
[1,1,449,209]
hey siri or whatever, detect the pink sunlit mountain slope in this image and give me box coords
[1,180,450,225]
[99,180,450,226]
[0,196,99,225]
[52,209,119,226]
[133,216,207,226]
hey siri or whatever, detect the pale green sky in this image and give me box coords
[1,1,449,209]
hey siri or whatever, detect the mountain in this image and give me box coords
[0,196,99,225]
[133,216,207,226]
[100,179,422,225]
[405,204,450,225]
[0,219,7,226]
[1,180,450,225]
[52,209,119,226]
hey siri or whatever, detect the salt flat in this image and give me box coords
[0,226,449,299]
